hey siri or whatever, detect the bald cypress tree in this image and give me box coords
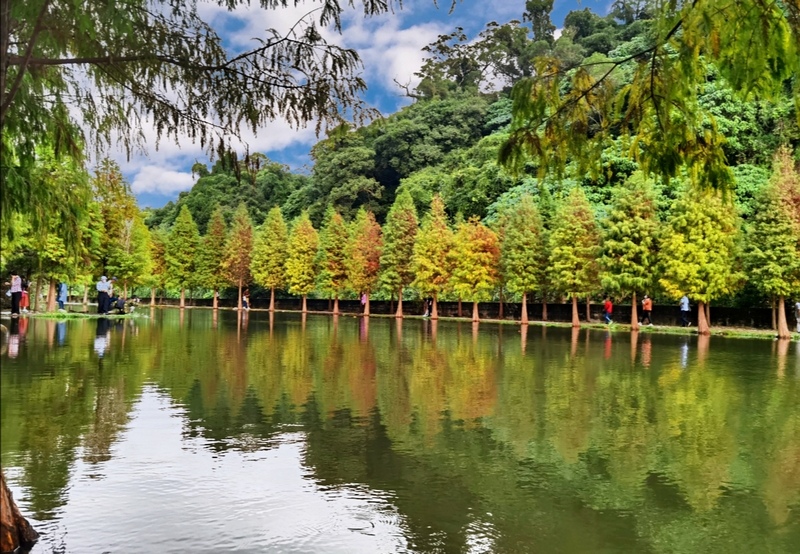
[285,212,319,313]
[600,173,659,330]
[449,217,500,322]
[223,203,254,311]
[197,204,227,310]
[412,195,454,319]
[548,187,601,327]
[499,194,547,324]
[379,190,419,318]
[166,205,199,308]
[316,207,350,315]
[659,186,742,335]
[744,150,800,339]
[346,208,382,316]
[252,207,288,312]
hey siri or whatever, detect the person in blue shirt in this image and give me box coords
[679,295,690,327]
[57,282,68,311]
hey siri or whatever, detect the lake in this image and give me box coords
[1,309,799,553]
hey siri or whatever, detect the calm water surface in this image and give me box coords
[1,309,799,553]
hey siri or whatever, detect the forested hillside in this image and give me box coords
[144,2,798,231]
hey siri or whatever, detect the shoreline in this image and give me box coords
[2,307,798,341]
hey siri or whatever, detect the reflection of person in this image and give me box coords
[679,295,690,327]
[7,318,20,358]
[641,295,653,325]
[680,338,689,368]
[9,271,22,316]
[57,282,68,311]
[603,296,613,324]
[56,321,67,346]
[94,317,111,357]
[96,276,110,314]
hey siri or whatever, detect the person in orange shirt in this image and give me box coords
[641,295,653,325]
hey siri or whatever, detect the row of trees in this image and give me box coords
[152,147,799,338]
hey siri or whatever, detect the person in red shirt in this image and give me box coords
[603,296,613,324]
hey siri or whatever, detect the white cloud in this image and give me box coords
[130,165,196,196]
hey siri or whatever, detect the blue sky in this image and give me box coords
[123,1,611,208]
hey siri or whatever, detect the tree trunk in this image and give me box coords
[237,279,242,311]
[457,298,462,317]
[542,292,548,321]
[333,294,339,315]
[212,288,218,310]
[771,297,777,329]
[395,288,404,318]
[432,293,439,320]
[585,298,591,322]
[270,287,276,312]
[180,287,186,308]
[631,291,639,331]
[697,301,710,335]
[776,295,792,339]
[83,287,89,306]
[363,293,370,316]
[705,301,711,325]
[521,292,529,325]
[1,471,39,553]
[150,287,156,307]
[498,288,504,319]
[302,295,307,314]
[47,279,57,312]
[33,275,42,312]
[571,294,580,327]
[472,301,480,322]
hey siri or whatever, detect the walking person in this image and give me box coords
[641,295,653,326]
[422,296,432,317]
[795,299,800,334]
[57,282,68,311]
[19,283,30,313]
[8,270,22,316]
[96,276,110,314]
[679,295,690,327]
[242,289,250,310]
[603,296,613,324]
[360,292,367,315]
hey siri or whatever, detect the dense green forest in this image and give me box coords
[2,1,800,336]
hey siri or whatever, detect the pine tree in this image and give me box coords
[223,203,254,311]
[412,194,454,319]
[499,193,547,324]
[285,212,319,313]
[745,162,800,339]
[346,208,383,316]
[197,205,228,310]
[378,190,419,318]
[659,186,742,335]
[549,187,601,327]
[316,207,350,314]
[166,205,200,308]
[251,206,289,312]
[600,173,659,330]
[449,217,500,322]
